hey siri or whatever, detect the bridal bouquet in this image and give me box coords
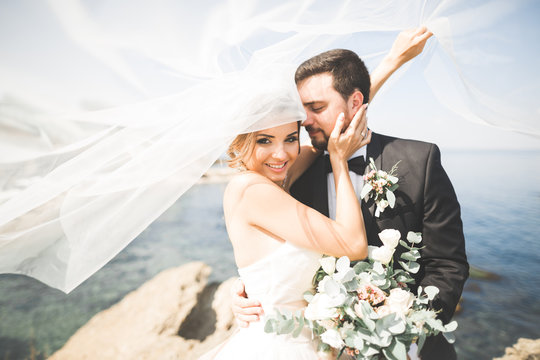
[264,229,457,359]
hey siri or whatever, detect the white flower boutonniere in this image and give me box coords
[360,157,400,217]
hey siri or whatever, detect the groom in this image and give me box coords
[233,48,469,359]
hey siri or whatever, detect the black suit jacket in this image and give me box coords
[290,133,469,360]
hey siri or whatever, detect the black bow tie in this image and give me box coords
[324,154,367,175]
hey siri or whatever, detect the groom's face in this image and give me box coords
[297,73,351,150]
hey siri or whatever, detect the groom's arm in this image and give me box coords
[419,144,469,324]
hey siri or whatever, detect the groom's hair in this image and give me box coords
[295,49,370,103]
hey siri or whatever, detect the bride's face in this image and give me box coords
[244,122,299,184]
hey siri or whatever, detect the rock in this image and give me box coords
[469,266,501,281]
[493,338,540,360]
[50,262,238,360]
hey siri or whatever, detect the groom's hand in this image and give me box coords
[230,278,264,328]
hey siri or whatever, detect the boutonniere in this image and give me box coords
[360,158,400,217]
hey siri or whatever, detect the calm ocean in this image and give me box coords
[1,150,539,360]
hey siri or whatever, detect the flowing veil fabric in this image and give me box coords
[0,0,538,292]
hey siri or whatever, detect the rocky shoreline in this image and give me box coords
[50,263,237,360]
[50,262,539,360]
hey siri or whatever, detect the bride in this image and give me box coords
[201,28,432,359]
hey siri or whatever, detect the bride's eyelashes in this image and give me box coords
[285,136,298,143]
[256,137,272,145]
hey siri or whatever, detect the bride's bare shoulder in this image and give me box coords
[224,171,273,203]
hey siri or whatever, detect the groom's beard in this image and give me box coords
[305,125,329,151]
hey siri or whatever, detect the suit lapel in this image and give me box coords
[311,154,330,217]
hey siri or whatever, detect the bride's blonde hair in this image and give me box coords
[227,132,256,169]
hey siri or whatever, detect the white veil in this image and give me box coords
[1,0,538,292]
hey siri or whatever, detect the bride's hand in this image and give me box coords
[386,26,433,67]
[327,104,371,161]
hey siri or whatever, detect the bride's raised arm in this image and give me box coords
[369,26,433,100]
[285,26,433,187]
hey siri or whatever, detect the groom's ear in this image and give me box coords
[348,90,364,113]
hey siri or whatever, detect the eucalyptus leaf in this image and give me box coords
[401,260,420,274]
[292,316,305,338]
[425,317,446,332]
[382,339,406,360]
[409,249,420,257]
[353,335,364,349]
[387,175,399,184]
[417,333,427,352]
[360,182,373,199]
[264,319,275,333]
[444,320,458,332]
[399,240,411,250]
[372,261,385,275]
[354,261,371,273]
[324,278,341,296]
[388,319,406,334]
[386,189,396,208]
[277,318,295,334]
[407,231,422,244]
[443,331,456,344]
[400,252,418,261]
[388,183,399,192]
[423,286,440,300]
[362,317,376,332]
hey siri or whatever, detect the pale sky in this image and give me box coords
[1,0,539,150]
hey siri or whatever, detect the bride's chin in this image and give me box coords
[264,171,287,184]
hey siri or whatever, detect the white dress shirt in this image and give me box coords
[327,146,367,220]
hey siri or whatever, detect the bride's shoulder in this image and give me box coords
[224,171,273,199]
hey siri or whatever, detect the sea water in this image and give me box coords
[0,150,539,360]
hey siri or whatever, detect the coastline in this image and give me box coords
[49,262,540,359]
[50,262,238,360]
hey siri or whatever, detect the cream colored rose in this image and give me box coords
[386,288,414,318]
[318,319,336,330]
[378,229,401,249]
[319,256,336,275]
[368,245,394,265]
[321,329,345,348]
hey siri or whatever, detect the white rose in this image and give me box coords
[319,256,336,274]
[378,199,389,209]
[368,245,394,265]
[304,293,344,320]
[378,229,401,249]
[386,288,414,318]
[321,329,345,349]
[377,170,388,177]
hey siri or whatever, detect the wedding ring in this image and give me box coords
[361,131,366,137]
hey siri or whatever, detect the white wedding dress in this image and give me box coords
[202,242,324,359]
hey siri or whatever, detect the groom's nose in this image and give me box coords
[302,112,315,127]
